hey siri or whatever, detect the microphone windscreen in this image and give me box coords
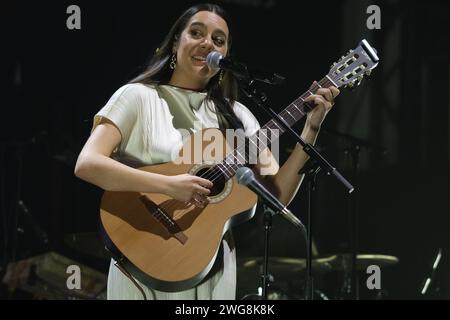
[206,51,223,69]
[236,167,253,186]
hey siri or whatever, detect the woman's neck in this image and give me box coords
[168,72,208,92]
[165,82,206,92]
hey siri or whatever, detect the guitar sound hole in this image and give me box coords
[196,167,226,197]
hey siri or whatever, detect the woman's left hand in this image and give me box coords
[304,81,340,132]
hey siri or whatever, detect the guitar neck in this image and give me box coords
[262,75,337,135]
[215,75,337,179]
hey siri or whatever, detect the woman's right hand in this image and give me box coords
[164,174,213,208]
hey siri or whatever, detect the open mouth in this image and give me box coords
[192,55,207,64]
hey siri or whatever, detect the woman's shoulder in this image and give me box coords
[113,82,159,98]
[232,100,258,121]
[231,100,261,135]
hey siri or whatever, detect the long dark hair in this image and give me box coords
[129,3,243,129]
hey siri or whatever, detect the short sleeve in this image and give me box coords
[92,84,144,145]
[232,101,261,137]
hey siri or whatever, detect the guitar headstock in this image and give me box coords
[328,39,379,89]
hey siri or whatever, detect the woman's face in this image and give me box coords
[170,11,229,90]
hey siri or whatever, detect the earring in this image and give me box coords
[170,54,177,70]
[219,70,224,85]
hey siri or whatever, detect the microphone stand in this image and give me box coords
[348,144,360,300]
[240,203,274,301]
[236,74,354,301]
[299,159,321,300]
[261,204,273,300]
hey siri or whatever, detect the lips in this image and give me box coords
[192,55,206,62]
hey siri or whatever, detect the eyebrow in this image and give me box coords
[189,21,227,38]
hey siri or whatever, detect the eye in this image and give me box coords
[214,37,226,46]
[190,29,203,38]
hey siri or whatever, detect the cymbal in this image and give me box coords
[237,256,334,277]
[64,232,109,260]
[320,253,399,271]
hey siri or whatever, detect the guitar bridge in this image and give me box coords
[139,195,187,245]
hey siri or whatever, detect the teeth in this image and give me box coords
[193,56,206,61]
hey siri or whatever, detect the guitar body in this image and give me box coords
[99,128,258,292]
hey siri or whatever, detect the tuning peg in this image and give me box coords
[365,70,372,77]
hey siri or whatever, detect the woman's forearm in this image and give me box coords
[74,154,169,194]
[268,123,320,205]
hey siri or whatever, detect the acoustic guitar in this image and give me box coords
[99,39,379,292]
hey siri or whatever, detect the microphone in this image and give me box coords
[236,167,306,233]
[206,51,285,85]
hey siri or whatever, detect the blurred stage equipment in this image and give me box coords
[324,253,399,270]
[238,256,334,279]
[238,253,399,300]
[420,248,443,296]
[2,252,107,299]
[238,255,333,300]
[1,132,50,273]
[322,127,387,299]
[237,253,399,300]
[324,253,398,300]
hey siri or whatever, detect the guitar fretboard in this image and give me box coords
[213,75,337,180]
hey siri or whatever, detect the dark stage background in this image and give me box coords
[1,0,449,300]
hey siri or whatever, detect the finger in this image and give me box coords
[308,95,327,108]
[315,96,330,107]
[330,86,340,98]
[305,95,326,106]
[304,95,317,110]
[192,193,207,203]
[191,197,203,208]
[195,177,213,188]
[192,194,208,208]
[196,191,210,201]
[316,88,333,102]
[193,191,208,201]
[309,80,318,89]
[195,185,211,195]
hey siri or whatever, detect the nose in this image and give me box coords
[200,37,214,51]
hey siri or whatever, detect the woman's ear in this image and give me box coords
[172,35,179,53]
